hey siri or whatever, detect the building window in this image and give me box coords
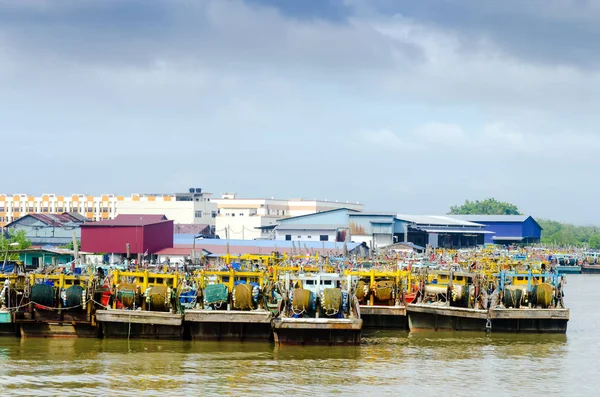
[43,207,48,212]
[57,207,63,213]
[307,236,312,239]
[231,214,235,217]
[28,207,34,212]
[285,235,291,241]
[0,207,4,212]
[102,207,108,213]
[297,235,301,239]
[320,235,328,241]
[211,211,217,218]
[239,213,244,216]
[195,211,203,218]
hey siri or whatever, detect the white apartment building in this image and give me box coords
[213,193,363,240]
[0,188,216,227]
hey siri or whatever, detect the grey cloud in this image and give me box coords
[348,0,600,69]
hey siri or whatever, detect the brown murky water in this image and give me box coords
[0,275,595,396]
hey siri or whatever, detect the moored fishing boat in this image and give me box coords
[95,269,184,339]
[407,268,569,333]
[271,272,362,345]
[347,267,415,329]
[184,268,273,341]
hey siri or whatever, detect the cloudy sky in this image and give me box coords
[1,0,598,224]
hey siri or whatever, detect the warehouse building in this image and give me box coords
[447,215,542,245]
[80,214,173,260]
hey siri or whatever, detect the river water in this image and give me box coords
[0,274,596,396]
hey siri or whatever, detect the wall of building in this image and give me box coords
[81,222,173,255]
[0,190,216,227]
[275,229,339,242]
[482,222,524,244]
[278,210,352,226]
[216,214,279,240]
[116,200,195,224]
[522,217,542,239]
[6,217,81,246]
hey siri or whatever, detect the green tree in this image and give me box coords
[448,198,522,215]
[0,229,32,261]
[588,234,600,249]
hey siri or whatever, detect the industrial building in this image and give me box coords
[0,188,215,227]
[395,215,492,248]
[80,214,173,259]
[213,194,363,240]
[447,215,542,245]
[155,236,367,264]
[271,210,492,249]
[4,213,85,246]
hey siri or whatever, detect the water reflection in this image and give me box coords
[0,275,593,396]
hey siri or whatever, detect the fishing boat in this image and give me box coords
[95,269,184,339]
[184,268,273,341]
[271,272,362,345]
[582,252,600,274]
[14,272,99,337]
[553,254,581,274]
[407,269,489,332]
[348,268,414,329]
[407,269,569,333]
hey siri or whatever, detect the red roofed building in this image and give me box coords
[81,214,173,255]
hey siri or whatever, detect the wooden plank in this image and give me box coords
[360,305,406,316]
[96,310,183,326]
[407,304,488,320]
[273,318,363,330]
[489,308,570,320]
[185,310,272,324]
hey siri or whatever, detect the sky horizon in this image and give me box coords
[1,1,598,225]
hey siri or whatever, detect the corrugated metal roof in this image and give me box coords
[6,213,85,228]
[396,214,483,227]
[447,215,531,222]
[157,241,361,257]
[418,228,495,234]
[172,236,360,250]
[274,224,347,231]
[82,214,170,227]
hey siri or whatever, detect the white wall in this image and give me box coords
[216,215,280,240]
[275,229,337,242]
[116,200,195,224]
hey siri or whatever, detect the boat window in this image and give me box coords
[306,280,314,285]
[517,277,524,281]
[148,278,155,284]
[455,276,463,281]
[156,278,163,284]
[138,277,144,283]
[323,280,332,285]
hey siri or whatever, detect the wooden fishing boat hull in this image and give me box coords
[184,310,273,341]
[407,304,569,333]
[272,317,362,345]
[556,265,581,274]
[407,304,488,332]
[489,308,569,333]
[95,310,183,339]
[582,265,600,274]
[359,305,407,329]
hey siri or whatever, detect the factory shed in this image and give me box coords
[4,213,85,246]
[395,215,493,248]
[80,214,173,255]
[447,215,542,245]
